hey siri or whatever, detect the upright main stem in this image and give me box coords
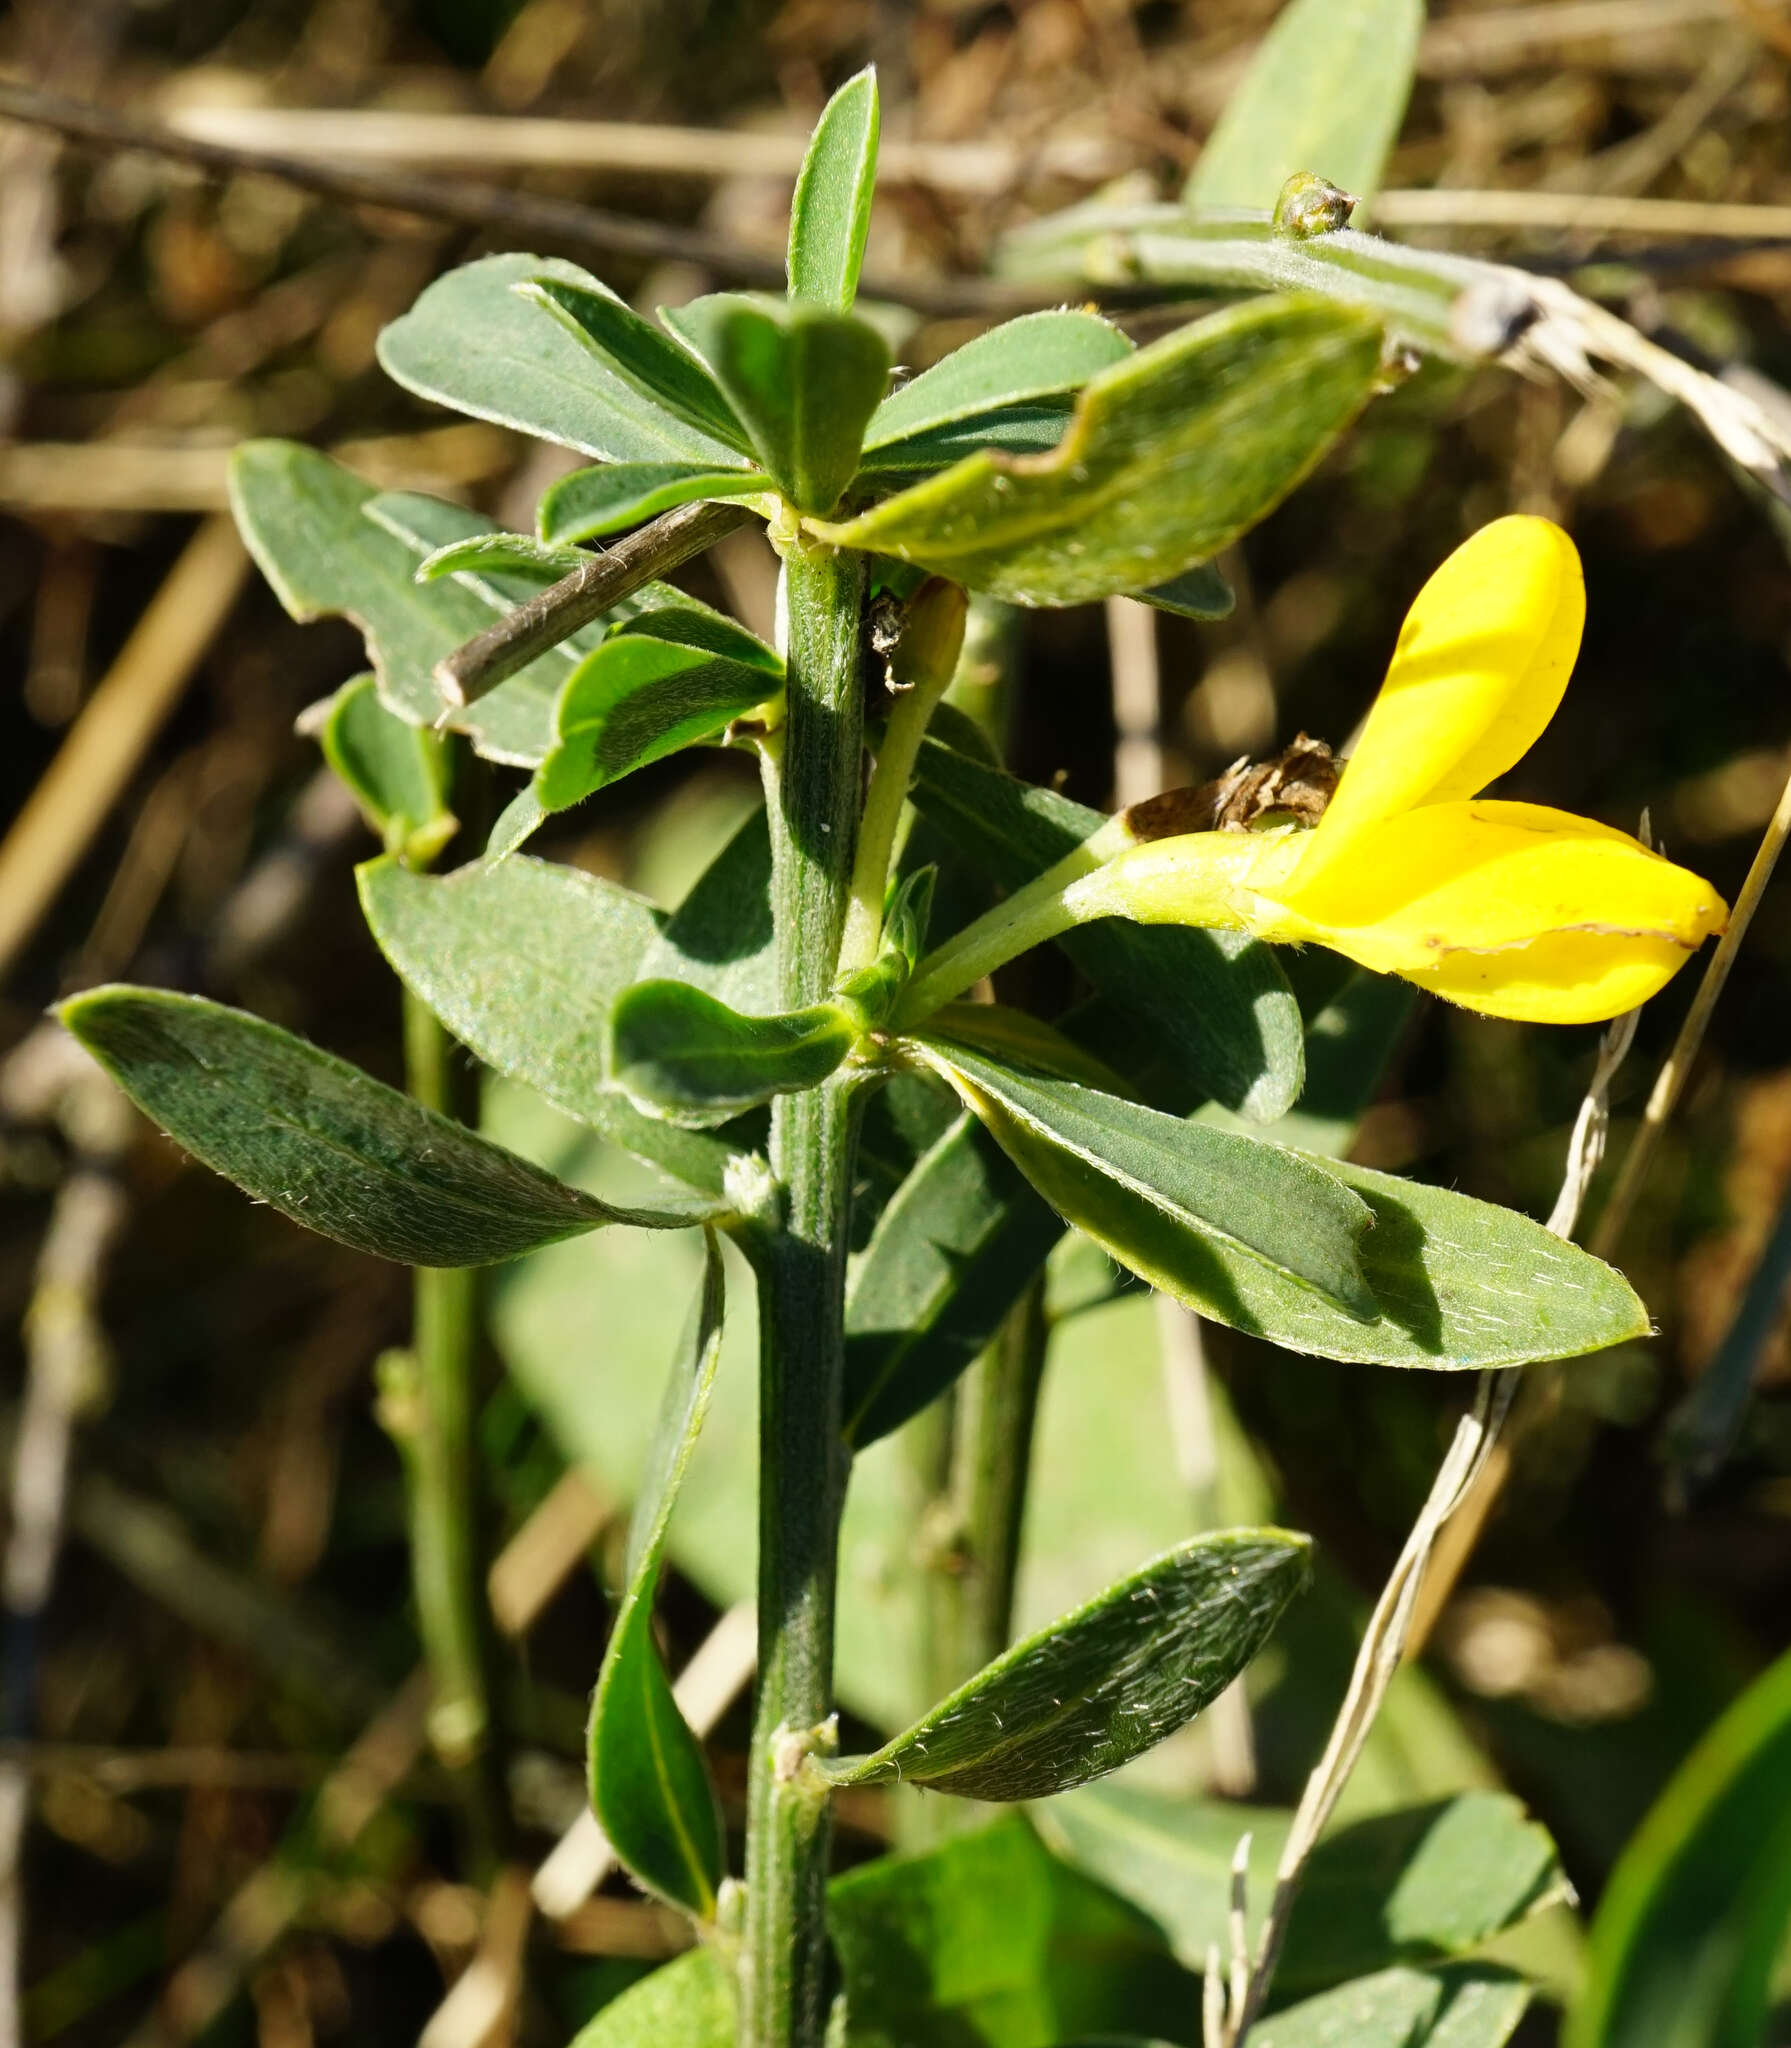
[745,537,865,2048]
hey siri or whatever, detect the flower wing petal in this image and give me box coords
[1277,800,1726,1024]
[1300,517,1585,879]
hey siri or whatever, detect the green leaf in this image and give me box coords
[1252,1966,1532,2048]
[1035,1788,1566,2001]
[1567,1642,1791,2048]
[638,805,779,1016]
[667,294,891,512]
[862,310,1133,455]
[921,1040,1647,1370]
[312,674,455,864]
[57,988,711,1264]
[536,634,778,810]
[612,600,782,672]
[588,1235,727,1916]
[357,855,741,1194]
[908,733,1304,1121]
[607,980,857,1124]
[515,273,753,452]
[230,442,579,769]
[813,297,1383,604]
[573,1816,1201,2048]
[376,253,752,467]
[537,462,771,543]
[416,532,591,584]
[914,1038,1381,1324]
[824,1530,1310,1799]
[1185,0,1423,211]
[858,400,1080,475]
[1132,562,1236,619]
[842,1110,1063,1447]
[787,64,881,311]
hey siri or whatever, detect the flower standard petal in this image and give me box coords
[1277,800,1728,1023]
[1297,516,1585,881]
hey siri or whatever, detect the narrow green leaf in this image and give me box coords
[787,64,881,311]
[376,253,751,467]
[1568,1643,1791,2048]
[814,296,1383,604]
[842,1110,1063,1447]
[486,784,545,861]
[58,988,712,1263]
[667,294,891,512]
[908,732,1304,1121]
[824,1530,1310,1798]
[919,1039,1646,1368]
[862,309,1133,452]
[1133,561,1236,619]
[1185,0,1424,211]
[536,635,777,811]
[417,533,591,583]
[229,441,577,769]
[573,1816,1199,2048]
[516,273,752,451]
[537,462,771,543]
[915,1037,1381,1323]
[1253,1966,1532,2048]
[613,601,782,673]
[638,806,779,1017]
[589,1236,727,1916]
[607,979,857,1124]
[857,398,1080,474]
[313,674,455,864]
[357,855,741,1194]
[1035,1787,1566,2000]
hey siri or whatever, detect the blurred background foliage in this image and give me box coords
[3,0,1791,2041]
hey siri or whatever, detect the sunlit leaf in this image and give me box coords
[537,461,771,543]
[787,64,881,311]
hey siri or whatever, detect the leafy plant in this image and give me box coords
[56,41,1732,2048]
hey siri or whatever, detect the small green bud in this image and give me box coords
[1273,172,1357,239]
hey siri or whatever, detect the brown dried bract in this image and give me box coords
[1122,734,1339,841]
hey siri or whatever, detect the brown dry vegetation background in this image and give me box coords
[4,0,1791,2042]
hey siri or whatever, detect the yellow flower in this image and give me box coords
[1082,517,1727,1024]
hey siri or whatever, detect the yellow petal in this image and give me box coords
[1272,800,1726,1023]
[1298,517,1585,882]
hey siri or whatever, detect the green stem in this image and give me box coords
[952,1279,1049,1671]
[893,847,1097,1027]
[396,987,499,1869]
[744,536,866,2048]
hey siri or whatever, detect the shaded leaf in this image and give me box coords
[589,1236,727,1915]
[1132,562,1236,619]
[858,399,1080,475]
[913,1037,1381,1323]
[787,64,881,311]
[1035,1787,1565,2001]
[537,635,778,810]
[58,987,711,1264]
[920,1039,1645,1370]
[1253,1966,1532,2048]
[357,855,742,1193]
[824,1530,1310,1798]
[842,1110,1063,1447]
[607,979,857,1124]
[639,805,780,1016]
[1567,1642,1791,2048]
[908,733,1304,1121]
[863,310,1133,454]
[814,297,1383,604]
[516,273,751,451]
[312,673,454,865]
[668,294,891,512]
[376,253,751,466]
[230,441,576,768]
[538,461,771,543]
[1185,0,1423,211]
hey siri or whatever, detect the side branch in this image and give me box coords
[433,501,754,709]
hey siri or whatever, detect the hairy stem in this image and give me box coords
[743,537,865,2048]
[394,989,499,1869]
